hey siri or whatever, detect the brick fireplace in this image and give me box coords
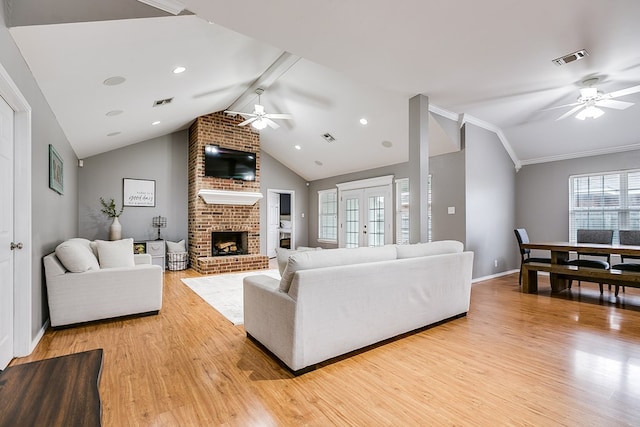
[188,112,268,275]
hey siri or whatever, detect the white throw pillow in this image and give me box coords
[95,238,135,268]
[166,239,186,253]
[55,240,100,273]
[275,246,322,275]
[395,240,463,259]
[279,245,397,292]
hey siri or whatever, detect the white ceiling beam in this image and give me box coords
[226,52,300,113]
[136,0,185,15]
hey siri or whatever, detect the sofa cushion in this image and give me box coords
[275,246,322,276]
[395,240,463,259]
[55,240,100,273]
[95,238,135,268]
[279,245,397,292]
[166,239,186,253]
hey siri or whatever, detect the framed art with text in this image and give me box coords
[49,144,64,195]
[123,178,156,207]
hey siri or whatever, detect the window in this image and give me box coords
[395,178,410,244]
[569,170,640,243]
[318,189,337,242]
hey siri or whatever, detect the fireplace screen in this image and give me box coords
[211,231,248,256]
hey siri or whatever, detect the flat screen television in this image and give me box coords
[204,145,256,181]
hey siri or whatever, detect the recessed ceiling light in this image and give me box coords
[315,160,323,166]
[381,140,393,148]
[107,131,121,137]
[294,145,301,150]
[152,121,161,125]
[105,110,123,117]
[172,66,186,74]
[103,76,126,86]
[359,118,368,125]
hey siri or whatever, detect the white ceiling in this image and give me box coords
[7,0,640,180]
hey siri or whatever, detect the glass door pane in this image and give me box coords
[345,197,360,248]
[368,195,385,246]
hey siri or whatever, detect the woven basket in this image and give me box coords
[167,251,188,271]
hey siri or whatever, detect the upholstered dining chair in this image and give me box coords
[514,228,551,286]
[610,230,640,296]
[567,229,613,293]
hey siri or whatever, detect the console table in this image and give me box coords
[0,349,103,426]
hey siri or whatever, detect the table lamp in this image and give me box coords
[152,216,166,240]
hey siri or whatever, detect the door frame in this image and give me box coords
[0,63,33,357]
[266,189,295,255]
[336,175,394,248]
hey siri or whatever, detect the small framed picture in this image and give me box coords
[49,144,64,195]
[123,178,156,207]
[133,242,147,254]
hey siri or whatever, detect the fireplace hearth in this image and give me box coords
[212,231,248,256]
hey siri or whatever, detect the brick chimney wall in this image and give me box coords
[188,112,268,274]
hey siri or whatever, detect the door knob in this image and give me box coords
[10,242,23,250]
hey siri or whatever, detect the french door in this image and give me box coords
[339,185,392,248]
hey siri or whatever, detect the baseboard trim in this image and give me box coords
[472,269,519,284]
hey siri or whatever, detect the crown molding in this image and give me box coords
[519,142,640,166]
[460,114,522,171]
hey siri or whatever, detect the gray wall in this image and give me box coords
[465,124,518,277]
[1,11,79,339]
[260,151,309,253]
[308,162,410,248]
[516,149,640,244]
[78,131,189,242]
[429,150,466,243]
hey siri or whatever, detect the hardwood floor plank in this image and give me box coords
[10,269,640,426]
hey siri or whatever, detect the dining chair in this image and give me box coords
[514,228,551,286]
[609,230,640,296]
[567,229,613,293]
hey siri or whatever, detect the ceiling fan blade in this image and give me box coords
[264,113,293,120]
[264,118,280,129]
[556,104,585,121]
[606,84,640,99]
[541,101,581,112]
[595,99,634,110]
[238,117,257,127]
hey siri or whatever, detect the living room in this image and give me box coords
[1,1,640,425]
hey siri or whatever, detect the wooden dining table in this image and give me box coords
[520,241,640,294]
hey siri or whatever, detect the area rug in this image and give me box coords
[181,269,280,325]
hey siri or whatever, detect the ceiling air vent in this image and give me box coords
[552,49,589,66]
[322,132,336,143]
[153,97,174,107]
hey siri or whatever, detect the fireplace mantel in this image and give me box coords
[198,189,264,206]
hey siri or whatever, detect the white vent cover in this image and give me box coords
[153,97,174,107]
[322,132,336,142]
[552,49,589,66]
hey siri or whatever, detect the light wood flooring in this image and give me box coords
[11,270,640,426]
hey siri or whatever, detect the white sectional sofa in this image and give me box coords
[43,238,163,327]
[243,241,474,374]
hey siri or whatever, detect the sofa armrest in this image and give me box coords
[134,253,152,265]
[243,275,297,367]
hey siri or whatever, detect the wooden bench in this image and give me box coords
[522,262,640,295]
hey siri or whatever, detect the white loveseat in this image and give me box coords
[243,241,474,374]
[43,238,163,327]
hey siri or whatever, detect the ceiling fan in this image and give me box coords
[550,78,640,121]
[224,88,293,130]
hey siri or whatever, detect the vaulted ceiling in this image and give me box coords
[6,0,640,180]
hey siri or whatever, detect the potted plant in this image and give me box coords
[99,197,124,240]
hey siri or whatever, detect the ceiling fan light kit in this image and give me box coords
[550,77,640,121]
[224,88,292,131]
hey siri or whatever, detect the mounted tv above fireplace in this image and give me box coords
[204,145,256,181]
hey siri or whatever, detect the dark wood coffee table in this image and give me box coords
[0,348,103,427]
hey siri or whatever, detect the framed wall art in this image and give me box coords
[49,144,64,195]
[123,178,156,207]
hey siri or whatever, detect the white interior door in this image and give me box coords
[0,95,15,369]
[266,191,280,258]
[339,185,392,248]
